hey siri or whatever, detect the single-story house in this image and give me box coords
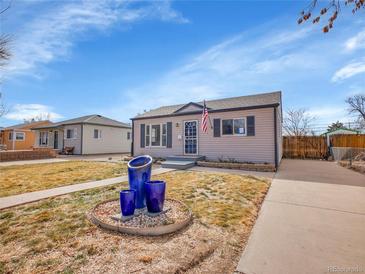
[131,91,283,168]
[0,120,52,150]
[32,114,132,154]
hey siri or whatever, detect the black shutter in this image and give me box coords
[166,122,172,148]
[247,116,255,136]
[140,124,145,148]
[213,119,221,137]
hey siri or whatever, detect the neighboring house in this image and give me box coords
[0,120,52,150]
[131,91,283,168]
[323,128,361,146]
[32,115,132,155]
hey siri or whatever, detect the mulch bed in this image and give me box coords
[197,160,276,172]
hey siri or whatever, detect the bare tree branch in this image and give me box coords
[0,35,11,66]
[298,0,364,33]
[0,1,11,15]
[346,94,365,128]
[0,92,9,118]
[283,108,316,136]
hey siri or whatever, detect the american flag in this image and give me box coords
[201,100,209,133]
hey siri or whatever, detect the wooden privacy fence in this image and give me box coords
[283,134,365,159]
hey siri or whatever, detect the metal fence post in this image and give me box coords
[349,148,352,167]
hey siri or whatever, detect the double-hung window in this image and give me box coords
[39,132,48,146]
[66,129,75,139]
[162,124,167,147]
[145,123,167,147]
[151,125,161,146]
[16,132,25,141]
[222,118,246,136]
[145,125,150,147]
[94,129,101,139]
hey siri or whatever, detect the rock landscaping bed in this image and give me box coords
[338,161,365,174]
[0,170,270,273]
[90,198,192,236]
[197,160,276,172]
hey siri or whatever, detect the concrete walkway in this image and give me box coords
[237,159,365,274]
[0,168,174,210]
[0,158,69,167]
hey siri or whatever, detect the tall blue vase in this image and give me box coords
[127,155,153,209]
[144,180,166,214]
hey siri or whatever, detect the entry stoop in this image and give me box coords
[162,155,206,170]
[161,160,195,170]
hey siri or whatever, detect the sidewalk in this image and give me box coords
[0,167,174,210]
[0,158,69,167]
[236,159,365,274]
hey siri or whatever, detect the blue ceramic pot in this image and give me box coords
[120,190,136,216]
[144,180,166,213]
[127,155,153,209]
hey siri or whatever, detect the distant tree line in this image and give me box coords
[283,94,365,136]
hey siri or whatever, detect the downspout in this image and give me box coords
[12,129,15,150]
[131,120,134,157]
[274,107,278,170]
[80,124,83,155]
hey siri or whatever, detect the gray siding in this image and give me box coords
[63,124,82,154]
[133,107,278,164]
[82,124,131,154]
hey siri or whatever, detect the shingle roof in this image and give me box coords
[133,91,281,119]
[32,115,131,129]
[3,120,52,130]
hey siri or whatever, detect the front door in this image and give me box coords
[184,120,198,155]
[54,131,59,149]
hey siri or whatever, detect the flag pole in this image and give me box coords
[205,100,213,129]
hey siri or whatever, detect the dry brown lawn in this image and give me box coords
[0,161,128,197]
[0,170,270,274]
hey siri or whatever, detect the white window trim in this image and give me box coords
[15,132,25,141]
[145,123,167,148]
[93,129,102,139]
[66,128,77,139]
[39,131,49,146]
[221,117,247,136]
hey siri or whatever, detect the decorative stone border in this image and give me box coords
[338,161,365,174]
[88,198,193,236]
[196,161,276,172]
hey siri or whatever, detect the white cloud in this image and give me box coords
[97,18,365,124]
[345,30,365,51]
[308,107,347,121]
[331,60,365,82]
[5,0,188,77]
[5,104,63,121]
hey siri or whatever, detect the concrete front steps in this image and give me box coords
[161,155,206,170]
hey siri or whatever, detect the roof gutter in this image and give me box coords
[32,122,131,130]
[131,103,280,121]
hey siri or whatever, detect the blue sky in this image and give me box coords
[0,0,364,132]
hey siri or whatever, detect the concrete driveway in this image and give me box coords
[237,159,365,274]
